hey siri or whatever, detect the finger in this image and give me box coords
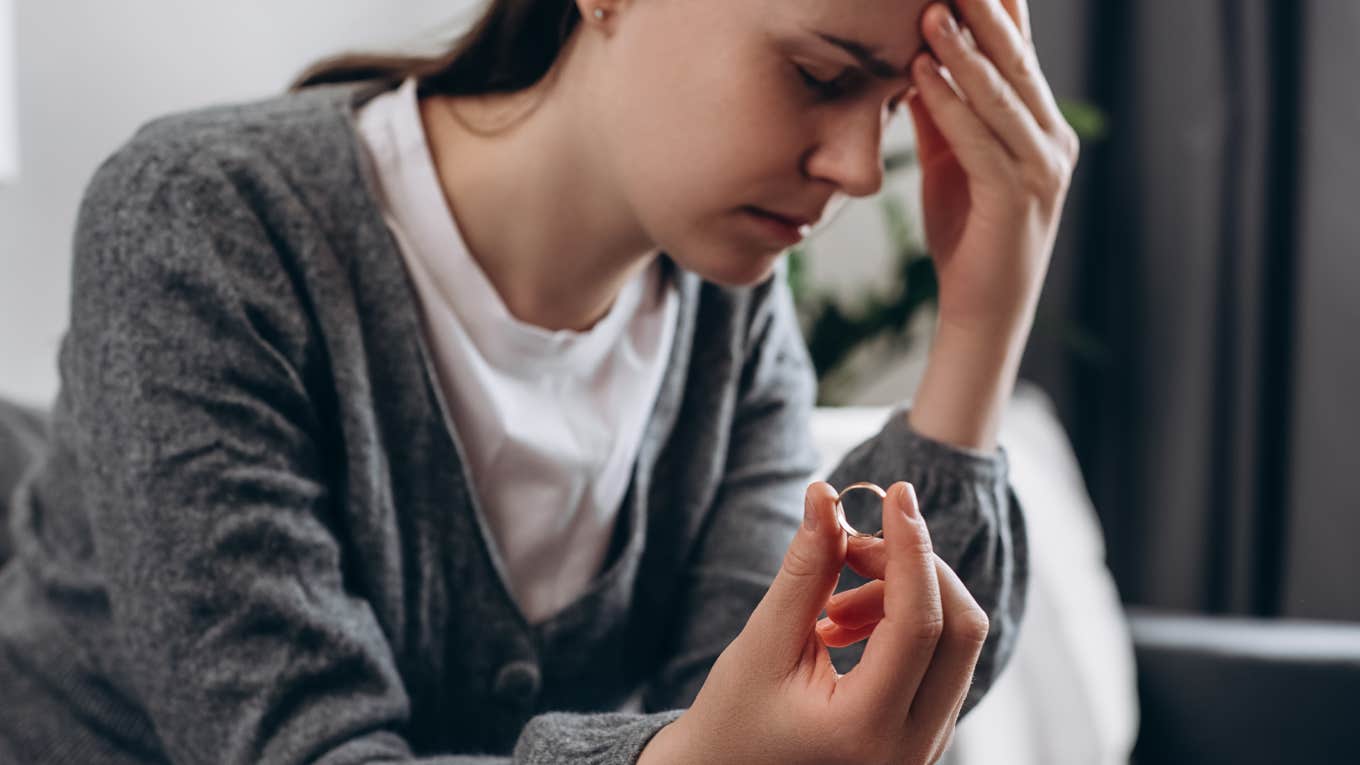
[845,535,888,580]
[742,483,847,673]
[906,86,951,165]
[997,0,1033,43]
[926,641,971,763]
[826,579,886,629]
[838,482,943,716]
[950,0,1063,132]
[910,52,1012,181]
[931,684,968,762]
[923,4,1049,163]
[906,554,990,734]
[816,618,879,648]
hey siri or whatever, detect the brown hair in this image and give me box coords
[289,0,583,96]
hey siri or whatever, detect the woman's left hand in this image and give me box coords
[908,0,1078,335]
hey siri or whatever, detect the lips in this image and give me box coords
[747,206,818,230]
[740,206,816,248]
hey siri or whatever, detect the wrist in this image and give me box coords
[908,309,1033,452]
[934,287,1038,343]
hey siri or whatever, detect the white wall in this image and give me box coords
[0,0,912,408]
[0,0,482,406]
[0,0,17,181]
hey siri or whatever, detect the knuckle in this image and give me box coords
[1027,153,1070,197]
[780,543,821,582]
[985,76,1012,114]
[1063,124,1082,162]
[1009,48,1037,82]
[912,611,947,645]
[950,606,992,645]
[1055,153,1076,188]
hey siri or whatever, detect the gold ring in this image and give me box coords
[835,482,887,539]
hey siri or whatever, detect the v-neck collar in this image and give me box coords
[337,79,700,636]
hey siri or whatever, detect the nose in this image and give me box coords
[803,108,886,199]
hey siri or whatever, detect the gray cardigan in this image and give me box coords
[0,80,1027,765]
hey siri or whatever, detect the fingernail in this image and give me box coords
[900,483,920,519]
[804,493,819,532]
[939,11,960,37]
[816,617,834,632]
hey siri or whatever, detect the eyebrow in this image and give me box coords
[813,32,914,80]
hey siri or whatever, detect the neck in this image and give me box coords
[418,46,657,333]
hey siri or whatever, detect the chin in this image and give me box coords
[667,237,785,288]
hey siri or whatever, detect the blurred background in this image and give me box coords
[1020,0,1359,627]
[1,1,1357,763]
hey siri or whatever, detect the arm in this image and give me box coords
[66,142,686,765]
[904,0,1079,454]
[909,316,1030,453]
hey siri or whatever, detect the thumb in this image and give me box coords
[742,482,847,669]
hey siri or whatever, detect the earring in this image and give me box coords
[592,7,606,21]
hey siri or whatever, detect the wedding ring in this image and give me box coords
[835,482,887,539]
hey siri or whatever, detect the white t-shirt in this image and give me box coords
[354,78,678,625]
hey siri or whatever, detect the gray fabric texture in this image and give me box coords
[0,79,1027,765]
[0,399,48,565]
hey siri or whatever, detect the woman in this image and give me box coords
[0,0,1074,762]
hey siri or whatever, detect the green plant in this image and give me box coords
[789,191,935,381]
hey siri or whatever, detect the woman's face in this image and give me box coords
[588,0,927,286]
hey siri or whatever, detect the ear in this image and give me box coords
[574,0,624,25]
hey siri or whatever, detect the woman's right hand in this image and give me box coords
[638,481,989,765]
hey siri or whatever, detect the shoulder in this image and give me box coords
[78,82,381,239]
[122,81,371,170]
[68,84,388,362]
[72,82,393,289]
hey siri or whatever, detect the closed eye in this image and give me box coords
[795,64,855,99]
[797,63,906,115]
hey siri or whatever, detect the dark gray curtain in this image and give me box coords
[1020,0,1360,620]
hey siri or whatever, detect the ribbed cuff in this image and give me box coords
[512,709,685,765]
[874,405,1010,484]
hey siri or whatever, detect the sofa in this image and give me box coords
[4,391,1359,763]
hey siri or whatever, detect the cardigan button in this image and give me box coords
[493,660,541,706]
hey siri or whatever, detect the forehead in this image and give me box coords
[769,0,931,66]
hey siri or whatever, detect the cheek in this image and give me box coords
[603,33,805,210]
